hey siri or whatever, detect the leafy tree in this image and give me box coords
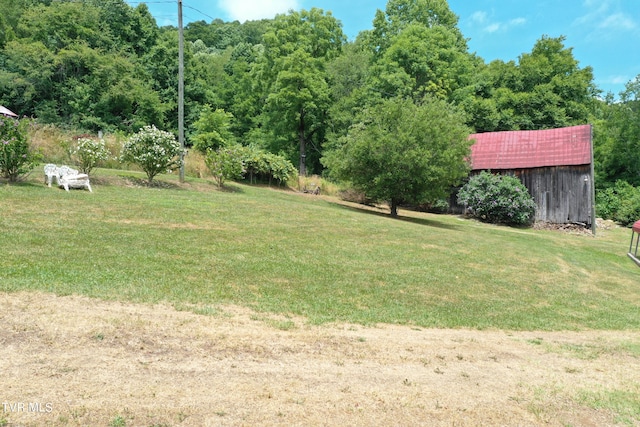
[324,97,472,217]
[372,23,478,101]
[466,36,596,132]
[595,75,640,186]
[0,116,40,182]
[257,8,345,176]
[0,1,164,131]
[326,41,374,143]
[121,125,183,184]
[369,0,463,54]
[191,106,236,154]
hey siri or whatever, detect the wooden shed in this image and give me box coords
[465,124,595,229]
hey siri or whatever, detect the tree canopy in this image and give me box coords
[324,97,472,217]
[0,0,634,201]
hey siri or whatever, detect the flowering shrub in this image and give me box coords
[0,116,40,182]
[457,171,536,226]
[70,138,110,175]
[121,125,183,184]
[205,145,245,188]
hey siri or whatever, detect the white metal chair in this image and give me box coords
[44,164,60,187]
[58,165,92,192]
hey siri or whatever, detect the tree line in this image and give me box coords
[1,0,639,214]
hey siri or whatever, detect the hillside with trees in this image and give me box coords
[1,0,638,221]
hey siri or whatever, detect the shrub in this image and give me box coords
[204,145,245,188]
[239,146,296,186]
[457,171,536,226]
[596,181,640,227]
[0,116,40,182]
[70,137,110,175]
[121,125,183,184]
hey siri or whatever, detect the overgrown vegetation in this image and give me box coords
[596,180,640,227]
[458,171,537,226]
[1,0,639,222]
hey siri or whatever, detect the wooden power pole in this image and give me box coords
[178,0,185,183]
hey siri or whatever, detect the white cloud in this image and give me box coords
[217,0,300,22]
[608,75,629,85]
[509,18,526,27]
[575,0,637,35]
[471,11,488,25]
[599,13,636,31]
[471,12,526,34]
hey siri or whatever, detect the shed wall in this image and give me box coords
[512,165,592,224]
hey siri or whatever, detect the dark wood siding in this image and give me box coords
[511,165,592,224]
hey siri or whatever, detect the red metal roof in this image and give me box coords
[469,125,592,170]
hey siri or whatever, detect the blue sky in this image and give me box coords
[132,0,640,97]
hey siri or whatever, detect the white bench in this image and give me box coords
[44,163,59,187]
[44,164,92,192]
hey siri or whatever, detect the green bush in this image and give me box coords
[205,145,245,188]
[0,116,40,182]
[240,146,296,186]
[596,181,640,227]
[457,171,536,226]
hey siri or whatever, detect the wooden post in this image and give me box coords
[589,124,596,236]
[178,0,185,183]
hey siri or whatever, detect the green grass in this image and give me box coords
[578,385,640,426]
[1,169,639,330]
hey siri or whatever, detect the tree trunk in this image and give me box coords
[390,200,399,218]
[298,111,306,177]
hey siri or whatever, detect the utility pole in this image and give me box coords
[178,0,185,183]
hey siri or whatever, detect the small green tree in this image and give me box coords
[457,171,536,226]
[324,96,472,217]
[205,145,244,188]
[0,116,39,182]
[121,125,183,184]
[191,106,236,154]
[70,137,110,175]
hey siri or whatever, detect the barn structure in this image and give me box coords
[462,124,595,231]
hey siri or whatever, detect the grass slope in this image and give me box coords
[1,170,639,330]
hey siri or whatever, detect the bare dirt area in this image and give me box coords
[1,292,639,427]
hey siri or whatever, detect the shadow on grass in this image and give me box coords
[214,183,245,193]
[120,175,182,189]
[1,179,48,189]
[330,201,461,231]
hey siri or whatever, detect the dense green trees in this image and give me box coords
[463,36,596,132]
[0,0,636,211]
[256,8,345,176]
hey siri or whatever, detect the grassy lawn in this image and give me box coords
[1,169,639,330]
